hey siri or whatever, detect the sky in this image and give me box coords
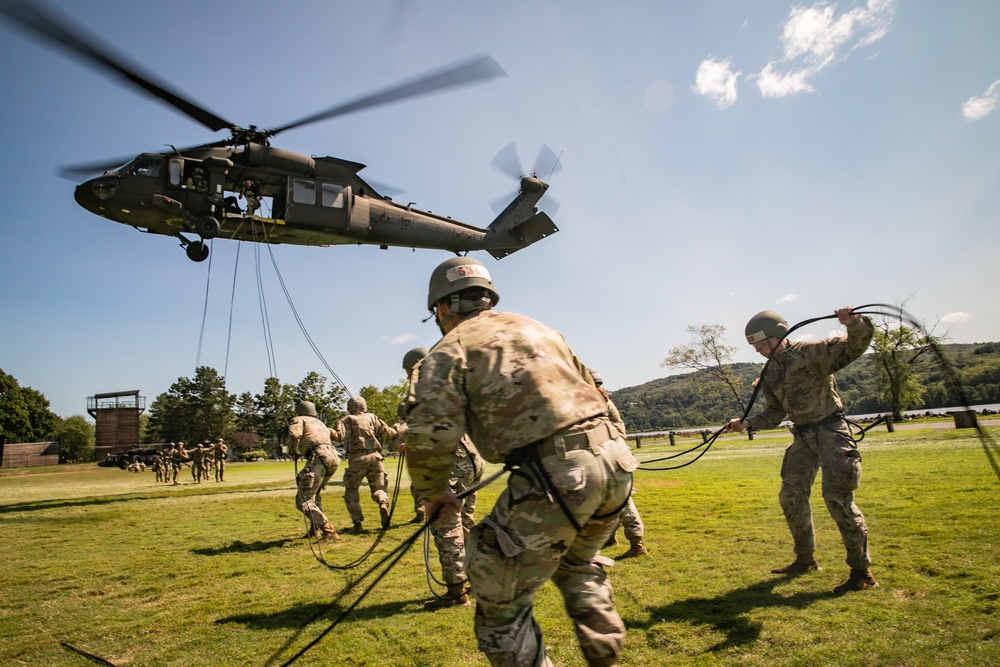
[1,0,997,420]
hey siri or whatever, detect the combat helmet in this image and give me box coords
[589,368,604,387]
[426,257,499,311]
[403,347,430,376]
[745,311,788,345]
[347,396,367,414]
[296,400,318,417]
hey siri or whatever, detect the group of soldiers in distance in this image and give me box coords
[150,439,229,485]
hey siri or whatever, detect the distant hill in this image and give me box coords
[612,342,1000,432]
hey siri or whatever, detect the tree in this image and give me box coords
[359,379,409,426]
[234,392,260,435]
[662,324,749,414]
[291,371,348,423]
[256,376,293,447]
[0,369,58,443]
[146,367,236,444]
[870,314,937,421]
[54,415,95,463]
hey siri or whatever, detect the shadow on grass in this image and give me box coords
[191,537,298,555]
[216,597,421,630]
[627,576,831,652]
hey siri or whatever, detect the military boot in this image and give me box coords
[771,556,821,575]
[352,521,364,534]
[618,535,649,559]
[409,508,426,524]
[833,569,879,594]
[423,582,471,610]
[379,503,391,530]
[319,523,339,542]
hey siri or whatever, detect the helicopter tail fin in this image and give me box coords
[484,177,559,259]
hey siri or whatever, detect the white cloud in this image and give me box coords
[752,0,896,99]
[794,333,817,342]
[777,294,800,304]
[382,332,416,345]
[941,312,972,324]
[963,80,1000,121]
[693,57,740,108]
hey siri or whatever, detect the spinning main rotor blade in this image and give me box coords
[56,139,230,179]
[270,55,507,136]
[0,0,232,132]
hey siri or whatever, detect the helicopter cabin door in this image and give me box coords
[285,177,350,230]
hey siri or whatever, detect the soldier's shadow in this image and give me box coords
[216,598,420,630]
[627,576,831,653]
[191,537,297,555]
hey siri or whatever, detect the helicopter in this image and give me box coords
[1,1,559,263]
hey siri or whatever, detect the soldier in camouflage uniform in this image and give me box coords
[332,396,398,533]
[190,443,208,483]
[213,438,228,482]
[406,257,638,667]
[591,370,649,560]
[726,307,878,595]
[152,452,165,482]
[169,442,189,485]
[399,346,485,610]
[287,401,340,542]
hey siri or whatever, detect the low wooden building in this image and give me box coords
[1,441,60,467]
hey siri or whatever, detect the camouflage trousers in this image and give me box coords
[344,453,389,524]
[612,494,644,539]
[215,458,225,481]
[295,445,340,531]
[779,419,871,570]
[467,433,637,667]
[430,452,478,585]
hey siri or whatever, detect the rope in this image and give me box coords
[223,242,242,381]
[195,238,214,369]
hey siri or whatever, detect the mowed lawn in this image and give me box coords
[1,426,998,667]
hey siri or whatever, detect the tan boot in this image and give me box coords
[319,523,339,542]
[409,509,426,524]
[618,536,649,559]
[833,568,879,594]
[352,521,364,534]
[771,556,821,575]
[379,503,391,530]
[424,582,471,610]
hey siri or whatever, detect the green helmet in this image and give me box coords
[295,400,318,417]
[403,347,429,375]
[347,396,367,414]
[745,311,788,345]
[426,257,499,310]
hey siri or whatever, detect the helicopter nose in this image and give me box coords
[75,175,118,213]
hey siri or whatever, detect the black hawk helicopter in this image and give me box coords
[1,1,559,262]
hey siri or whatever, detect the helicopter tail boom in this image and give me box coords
[484,176,559,259]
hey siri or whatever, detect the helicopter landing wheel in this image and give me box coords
[195,215,220,239]
[186,240,209,262]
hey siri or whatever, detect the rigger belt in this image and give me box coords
[530,420,619,460]
[793,410,845,432]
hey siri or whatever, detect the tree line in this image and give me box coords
[614,339,1000,433]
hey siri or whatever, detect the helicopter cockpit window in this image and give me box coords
[292,179,316,206]
[131,156,162,178]
[321,183,345,209]
[167,159,183,186]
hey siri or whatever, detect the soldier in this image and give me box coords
[399,348,432,525]
[725,307,877,595]
[240,178,261,217]
[591,369,649,559]
[213,438,228,482]
[169,442,189,485]
[152,451,165,482]
[406,257,637,667]
[399,346,485,610]
[190,443,208,483]
[286,401,340,542]
[332,396,398,533]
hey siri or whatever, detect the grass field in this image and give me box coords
[1,426,998,667]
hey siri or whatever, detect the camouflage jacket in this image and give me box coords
[748,316,875,431]
[332,413,397,458]
[606,396,626,438]
[405,310,607,500]
[286,415,336,457]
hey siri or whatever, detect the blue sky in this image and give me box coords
[1,0,997,419]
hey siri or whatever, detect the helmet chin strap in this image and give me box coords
[431,293,493,335]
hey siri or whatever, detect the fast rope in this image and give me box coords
[195,238,215,369]
[223,242,241,381]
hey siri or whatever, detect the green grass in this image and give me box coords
[2,428,998,666]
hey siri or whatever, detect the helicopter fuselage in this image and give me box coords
[74,144,554,261]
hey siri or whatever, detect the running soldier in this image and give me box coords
[213,438,228,482]
[399,346,485,609]
[406,257,637,667]
[726,307,877,594]
[286,401,340,542]
[190,443,208,484]
[169,442,189,485]
[332,397,398,533]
